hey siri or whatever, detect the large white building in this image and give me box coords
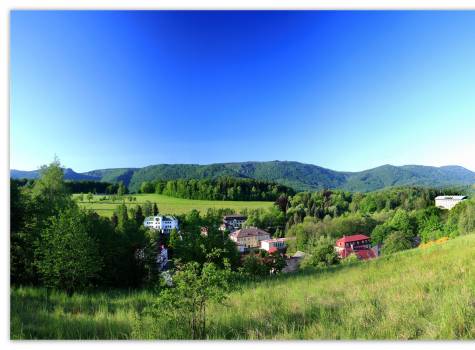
[260,238,287,252]
[435,195,467,210]
[144,215,179,234]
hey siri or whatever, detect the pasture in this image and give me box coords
[73,193,273,217]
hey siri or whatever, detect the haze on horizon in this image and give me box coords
[10,11,475,173]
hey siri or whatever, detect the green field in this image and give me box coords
[74,193,273,217]
[11,233,475,339]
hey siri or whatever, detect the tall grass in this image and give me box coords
[11,234,475,339]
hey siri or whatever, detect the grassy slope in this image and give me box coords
[74,193,273,217]
[11,234,475,340]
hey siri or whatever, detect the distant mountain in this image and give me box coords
[11,168,100,182]
[82,168,138,185]
[11,161,475,193]
[10,169,41,180]
[125,161,348,192]
[343,164,475,192]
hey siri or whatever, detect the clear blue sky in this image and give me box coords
[10,10,475,172]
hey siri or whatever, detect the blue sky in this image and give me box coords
[10,11,475,172]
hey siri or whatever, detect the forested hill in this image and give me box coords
[11,161,475,193]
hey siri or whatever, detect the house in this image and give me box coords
[229,227,271,250]
[220,214,247,232]
[435,195,467,210]
[260,238,287,252]
[335,234,377,260]
[143,215,179,234]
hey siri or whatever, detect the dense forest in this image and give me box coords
[12,161,475,193]
[138,177,295,201]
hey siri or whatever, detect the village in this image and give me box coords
[142,195,468,273]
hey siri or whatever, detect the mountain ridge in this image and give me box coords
[11,161,475,193]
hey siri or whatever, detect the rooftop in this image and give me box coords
[292,251,306,258]
[230,227,270,239]
[144,215,177,221]
[435,195,467,200]
[336,234,370,244]
[261,238,287,243]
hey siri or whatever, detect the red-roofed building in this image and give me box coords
[335,234,377,260]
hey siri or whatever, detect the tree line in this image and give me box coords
[12,178,126,195]
[139,177,295,201]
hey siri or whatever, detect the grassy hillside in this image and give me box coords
[74,193,273,217]
[11,233,475,339]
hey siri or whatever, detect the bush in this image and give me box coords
[382,231,412,255]
[340,252,360,265]
[304,237,339,268]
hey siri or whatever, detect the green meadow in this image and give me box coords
[11,233,475,340]
[74,193,273,217]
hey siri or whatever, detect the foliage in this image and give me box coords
[288,214,377,251]
[244,206,286,234]
[145,261,234,339]
[31,158,74,215]
[63,180,119,195]
[11,159,75,285]
[302,237,339,268]
[382,231,413,255]
[11,160,153,290]
[35,207,102,294]
[14,161,475,194]
[241,250,287,277]
[340,252,360,265]
[142,201,153,217]
[139,176,294,201]
[152,202,159,216]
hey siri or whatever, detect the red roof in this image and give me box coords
[336,234,370,245]
[355,249,376,260]
[268,247,279,254]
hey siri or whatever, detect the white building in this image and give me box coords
[229,227,271,249]
[435,195,467,210]
[260,238,287,252]
[144,215,179,234]
[220,214,248,232]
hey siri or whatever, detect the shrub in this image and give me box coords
[382,231,412,255]
[305,237,339,268]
